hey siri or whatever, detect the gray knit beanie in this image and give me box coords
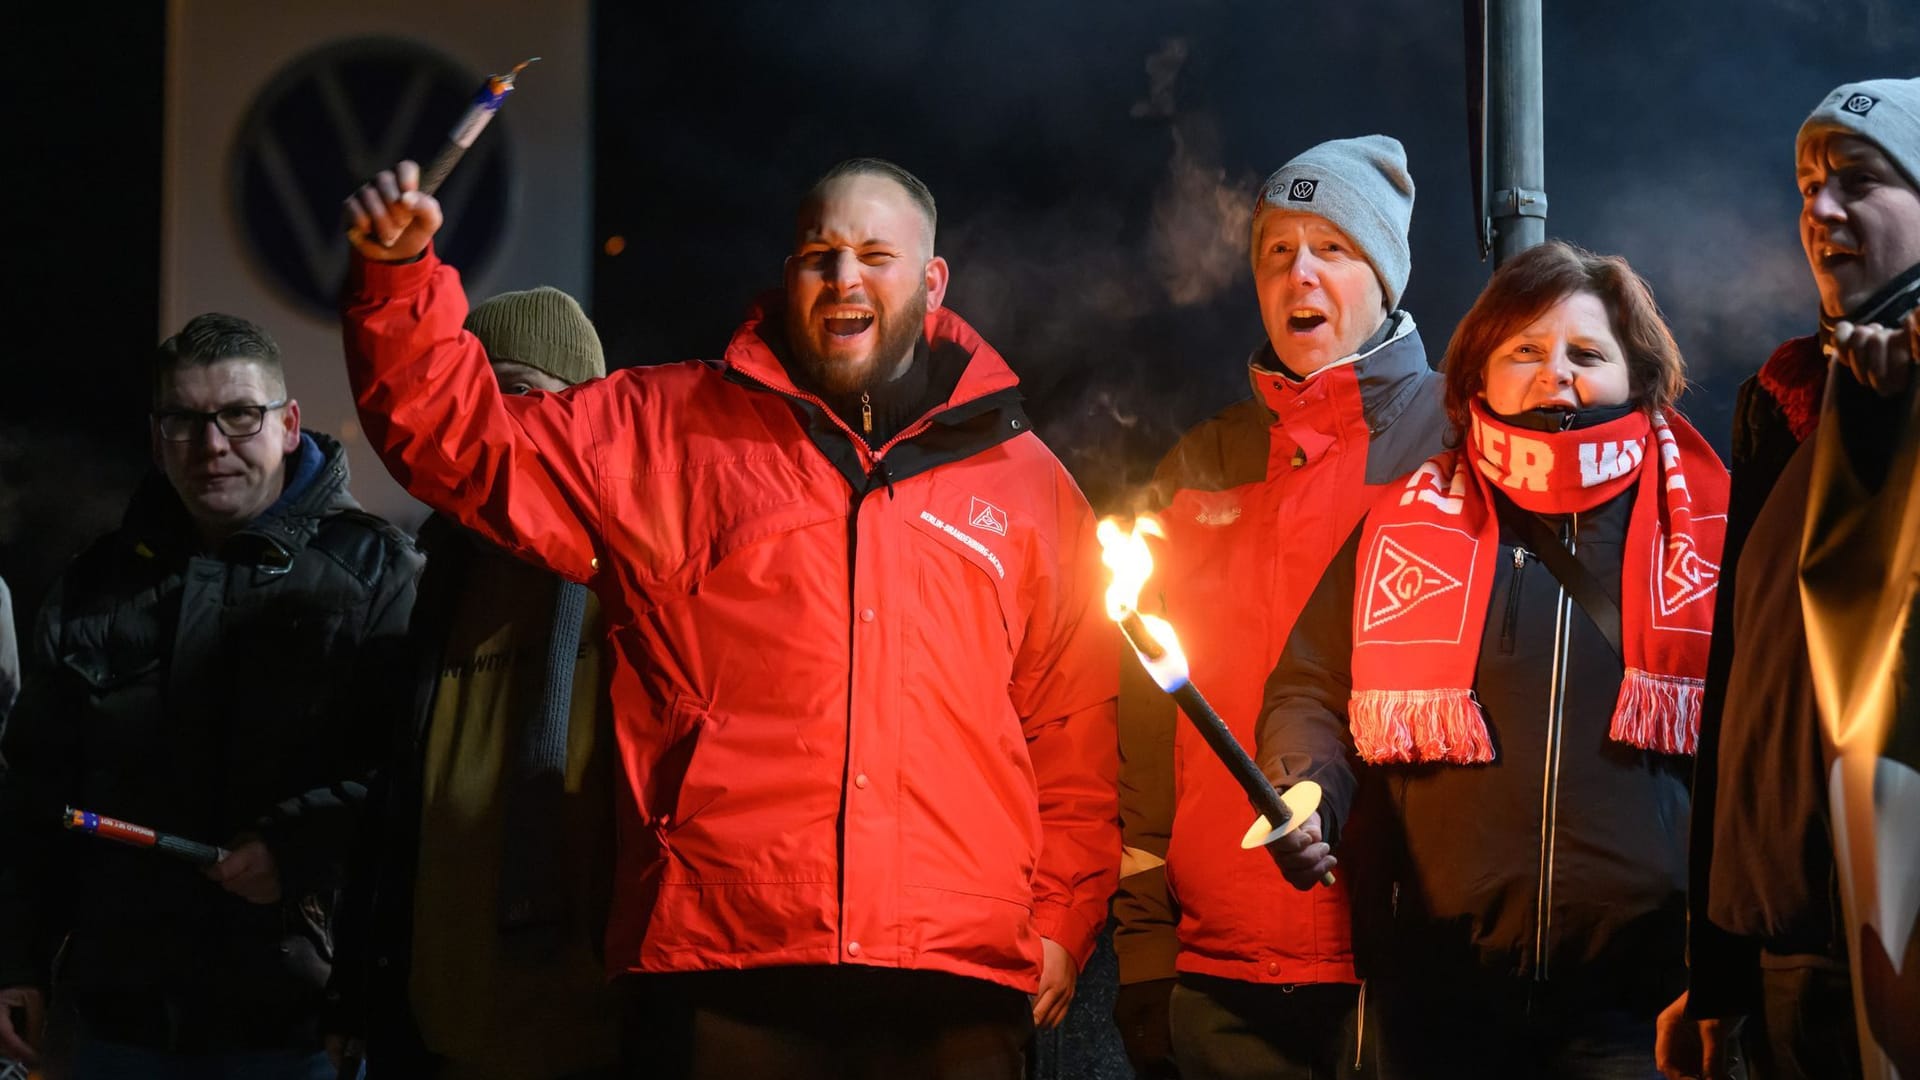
[1799,77,1920,190]
[1251,135,1415,310]
[464,287,607,387]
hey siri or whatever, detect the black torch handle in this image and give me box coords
[154,833,226,865]
[418,146,465,197]
[1166,683,1293,839]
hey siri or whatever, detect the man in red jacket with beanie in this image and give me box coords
[338,157,1118,1079]
[1112,135,1447,1079]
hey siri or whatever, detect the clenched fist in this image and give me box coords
[204,837,282,905]
[1268,810,1337,891]
[342,160,444,264]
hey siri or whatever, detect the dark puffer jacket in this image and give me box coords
[1257,482,1691,1009]
[0,431,422,1052]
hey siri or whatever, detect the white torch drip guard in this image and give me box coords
[1240,780,1326,849]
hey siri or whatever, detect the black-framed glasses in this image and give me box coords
[152,400,287,442]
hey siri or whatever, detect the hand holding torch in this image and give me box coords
[1098,518,1335,887]
[344,57,537,260]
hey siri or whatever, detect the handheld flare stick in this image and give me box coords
[416,57,540,197]
[63,806,228,866]
[1098,518,1336,887]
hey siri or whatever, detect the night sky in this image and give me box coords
[5,0,1918,624]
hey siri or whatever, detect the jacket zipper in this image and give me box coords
[1499,546,1528,654]
[726,369,908,959]
[720,362,1015,963]
[1533,511,1576,981]
[726,367,993,468]
[1352,979,1368,1070]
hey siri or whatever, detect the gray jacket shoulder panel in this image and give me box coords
[1363,370,1449,485]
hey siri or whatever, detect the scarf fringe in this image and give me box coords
[1350,688,1493,765]
[1608,668,1701,755]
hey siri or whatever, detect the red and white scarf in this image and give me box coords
[1348,400,1729,764]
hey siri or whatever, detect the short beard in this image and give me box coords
[788,286,929,396]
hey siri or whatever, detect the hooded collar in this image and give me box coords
[722,292,1021,432]
[1243,312,1430,465]
[718,293,1031,491]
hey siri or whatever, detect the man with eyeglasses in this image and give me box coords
[0,313,422,1078]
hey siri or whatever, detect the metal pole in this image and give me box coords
[1485,0,1546,266]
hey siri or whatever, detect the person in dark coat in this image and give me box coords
[1258,241,1728,1079]
[0,313,422,1078]
[1668,75,1920,1080]
[329,287,621,1080]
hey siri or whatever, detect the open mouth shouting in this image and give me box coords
[1286,307,1329,335]
[821,306,877,340]
[1817,242,1860,270]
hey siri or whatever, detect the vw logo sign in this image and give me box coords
[233,39,514,317]
[1288,178,1318,202]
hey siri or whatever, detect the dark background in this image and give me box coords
[4,1,1917,626]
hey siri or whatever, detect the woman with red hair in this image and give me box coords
[1255,240,1729,1077]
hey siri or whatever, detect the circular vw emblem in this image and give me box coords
[233,39,514,317]
[1288,178,1317,202]
[1843,93,1877,115]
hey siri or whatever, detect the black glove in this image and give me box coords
[1114,977,1179,1077]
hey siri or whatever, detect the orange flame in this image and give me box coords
[1096,516,1190,690]
[1096,516,1161,621]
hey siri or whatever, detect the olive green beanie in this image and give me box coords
[464,286,606,387]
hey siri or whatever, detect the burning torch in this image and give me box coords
[1098,517,1334,886]
[416,57,540,197]
[63,806,228,866]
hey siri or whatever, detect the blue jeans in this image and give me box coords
[70,1039,336,1080]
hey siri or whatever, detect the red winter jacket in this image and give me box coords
[1115,317,1445,987]
[342,251,1119,993]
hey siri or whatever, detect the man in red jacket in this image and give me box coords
[339,157,1118,1078]
[1113,135,1446,1078]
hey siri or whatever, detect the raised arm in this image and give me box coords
[340,161,612,582]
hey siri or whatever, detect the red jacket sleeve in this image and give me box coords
[1013,468,1122,969]
[341,249,611,582]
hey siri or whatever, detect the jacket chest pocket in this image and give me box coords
[60,607,174,798]
[60,587,172,688]
[902,478,1028,661]
[606,455,830,609]
[61,644,162,697]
